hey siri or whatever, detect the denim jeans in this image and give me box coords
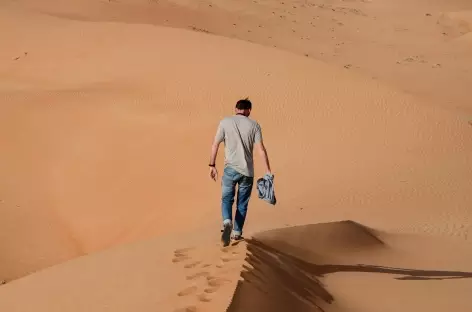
[221,166,254,236]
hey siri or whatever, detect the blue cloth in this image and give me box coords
[221,166,254,236]
[257,173,276,205]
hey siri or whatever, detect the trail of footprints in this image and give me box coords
[172,243,245,312]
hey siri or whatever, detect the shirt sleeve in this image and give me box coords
[214,121,225,143]
[254,123,263,144]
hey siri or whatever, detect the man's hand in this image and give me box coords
[209,166,218,181]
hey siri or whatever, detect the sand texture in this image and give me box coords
[0,0,471,311]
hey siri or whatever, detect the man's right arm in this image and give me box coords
[254,123,271,174]
[255,141,271,174]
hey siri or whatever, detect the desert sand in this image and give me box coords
[0,0,472,311]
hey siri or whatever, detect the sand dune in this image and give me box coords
[2,7,471,279]
[439,10,472,45]
[1,222,472,312]
[0,225,246,312]
[1,0,472,311]
[438,10,472,37]
[228,222,472,312]
[7,0,472,112]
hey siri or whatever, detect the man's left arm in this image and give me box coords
[209,122,224,180]
[209,138,221,166]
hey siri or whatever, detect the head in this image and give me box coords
[235,98,252,117]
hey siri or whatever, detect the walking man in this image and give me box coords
[208,98,272,246]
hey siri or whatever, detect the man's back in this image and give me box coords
[209,98,272,246]
[215,115,262,177]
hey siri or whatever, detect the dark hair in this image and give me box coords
[236,98,252,110]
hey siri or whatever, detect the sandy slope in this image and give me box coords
[1,222,472,312]
[0,228,247,312]
[228,222,472,312]
[0,0,472,311]
[6,0,472,112]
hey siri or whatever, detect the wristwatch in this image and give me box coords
[209,164,215,167]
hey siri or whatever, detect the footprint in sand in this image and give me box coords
[186,271,210,280]
[177,286,198,296]
[197,293,212,302]
[230,239,245,247]
[172,243,245,309]
[207,276,231,287]
[172,254,191,263]
[197,294,211,302]
[220,256,235,263]
[217,251,243,268]
[184,261,202,269]
[172,248,195,263]
[203,287,219,294]
[174,247,195,256]
[221,245,239,253]
[174,306,197,312]
[174,248,190,255]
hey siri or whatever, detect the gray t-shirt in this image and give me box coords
[214,114,263,177]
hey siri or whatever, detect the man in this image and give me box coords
[209,98,272,247]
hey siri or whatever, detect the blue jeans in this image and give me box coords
[221,166,254,236]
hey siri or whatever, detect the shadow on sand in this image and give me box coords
[226,237,472,312]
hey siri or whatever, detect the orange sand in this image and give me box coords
[0,0,471,311]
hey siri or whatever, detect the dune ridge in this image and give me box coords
[227,221,472,312]
[1,1,472,281]
[1,221,472,312]
[1,0,472,311]
[6,0,472,112]
[438,10,472,38]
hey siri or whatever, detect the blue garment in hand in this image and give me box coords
[257,174,276,205]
